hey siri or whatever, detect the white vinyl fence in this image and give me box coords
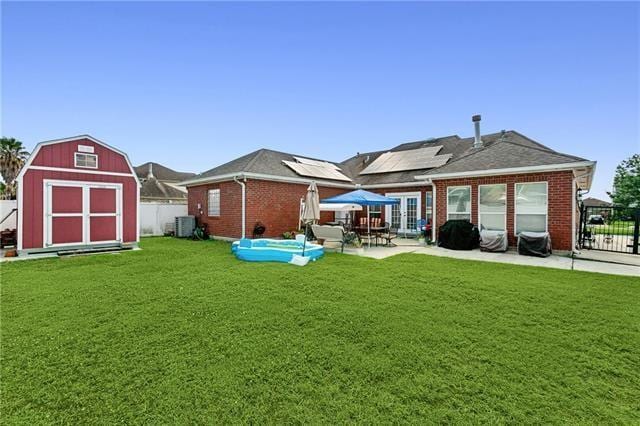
[0,200,18,230]
[140,202,188,236]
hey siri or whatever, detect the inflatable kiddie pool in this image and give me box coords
[231,238,324,263]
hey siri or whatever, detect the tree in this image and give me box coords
[608,154,640,207]
[0,137,29,199]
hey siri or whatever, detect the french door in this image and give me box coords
[44,180,122,248]
[385,192,421,235]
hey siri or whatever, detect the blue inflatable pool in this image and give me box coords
[231,238,324,263]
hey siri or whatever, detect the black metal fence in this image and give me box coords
[579,205,640,255]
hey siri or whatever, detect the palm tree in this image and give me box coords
[0,137,29,199]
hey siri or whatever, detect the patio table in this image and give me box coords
[355,226,386,246]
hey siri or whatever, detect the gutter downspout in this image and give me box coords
[430,179,436,243]
[233,175,246,238]
[572,169,593,254]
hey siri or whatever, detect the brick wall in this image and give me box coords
[187,181,243,238]
[187,179,347,239]
[245,180,346,238]
[433,171,575,250]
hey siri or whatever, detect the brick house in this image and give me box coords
[183,117,595,251]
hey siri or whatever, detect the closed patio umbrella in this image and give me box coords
[301,181,320,256]
[321,189,399,248]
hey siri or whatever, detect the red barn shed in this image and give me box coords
[16,135,140,256]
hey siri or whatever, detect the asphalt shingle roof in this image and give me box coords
[140,178,188,201]
[184,131,590,186]
[135,162,195,182]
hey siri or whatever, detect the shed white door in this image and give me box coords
[45,180,122,248]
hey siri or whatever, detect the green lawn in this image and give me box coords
[590,221,636,236]
[2,238,639,423]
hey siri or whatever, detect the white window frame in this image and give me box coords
[369,204,382,218]
[208,189,220,217]
[446,185,472,221]
[478,184,507,231]
[514,181,548,234]
[74,152,98,169]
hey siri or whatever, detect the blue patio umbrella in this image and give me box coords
[322,189,400,247]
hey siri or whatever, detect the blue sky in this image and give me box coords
[2,1,638,199]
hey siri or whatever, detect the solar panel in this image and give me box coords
[360,146,451,174]
[293,156,341,170]
[283,160,352,182]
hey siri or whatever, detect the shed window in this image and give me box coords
[515,182,548,233]
[208,189,220,217]
[74,152,98,169]
[447,186,471,221]
[479,184,506,231]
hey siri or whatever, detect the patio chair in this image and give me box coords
[380,222,398,247]
[311,224,348,253]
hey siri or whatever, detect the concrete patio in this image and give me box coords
[333,238,639,277]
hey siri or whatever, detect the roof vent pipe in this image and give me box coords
[472,115,482,148]
[147,163,154,179]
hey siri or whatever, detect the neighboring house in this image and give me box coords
[135,162,195,203]
[582,197,612,208]
[182,116,595,251]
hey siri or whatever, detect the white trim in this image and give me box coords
[432,181,437,241]
[478,183,507,232]
[415,161,596,182]
[446,185,472,222]
[74,152,99,169]
[182,172,354,189]
[361,181,432,189]
[136,182,140,243]
[43,179,123,248]
[17,173,24,251]
[384,191,422,234]
[25,165,136,178]
[233,176,246,238]
[183,172,431,190]
[16,135,141,188]
[207,188,221,217]
[572,178,577,252]
[514,181,548,235]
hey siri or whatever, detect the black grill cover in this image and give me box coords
[517,232,552,257]
[438,220,480,250]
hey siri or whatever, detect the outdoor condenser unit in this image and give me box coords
[175,216,196,238]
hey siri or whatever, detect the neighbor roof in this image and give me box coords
[135,162,195,182]
[582,197,612,207]
[140,177,188,201]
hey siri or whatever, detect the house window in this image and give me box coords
[447,186,471,221]
[426,191,433,224]
[515,182,548,233]
[208,189,220,216]
[369,204,381,218]
[479,184,506,231]
[74,153,98,169]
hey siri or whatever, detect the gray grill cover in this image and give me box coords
[480,230,508,252]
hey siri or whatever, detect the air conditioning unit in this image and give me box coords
[175,216,196,238]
